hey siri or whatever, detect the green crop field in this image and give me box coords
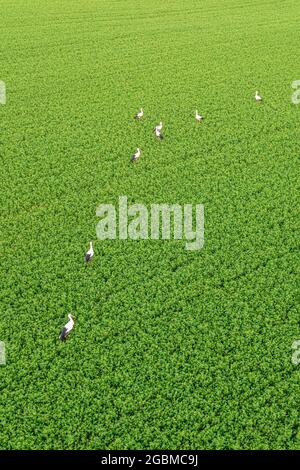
[0,0,299,450]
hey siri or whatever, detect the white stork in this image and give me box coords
[59,314,75,341]
[154,127,164,140]
[255,91,262,102]
[134,108,144,120]
[131,147,141,162]
[195,110,203,122]
[156,121,163,131]
[85,241,94,262]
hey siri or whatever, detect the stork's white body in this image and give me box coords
[255,91,262,102]
[154,127,164,140]
[195,110,203,122]
[155,127,161,137]
[153,121,164,140]
[131,148,141,161]
[85,241,94,262]
[59,314,75,340]
[64,315,74,333]
[135,108,144,119]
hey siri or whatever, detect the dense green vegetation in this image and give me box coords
[0,0,299,450]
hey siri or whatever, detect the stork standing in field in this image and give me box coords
[153,121,164,140]
[134,108,144,120]
[59,314,75,341]
[131,147,141,162]
[85,241,94,263]
[154,126,164,140]
[255,91,262,102]
[195,110,203,122]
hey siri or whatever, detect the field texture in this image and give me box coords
[0,0,300,450]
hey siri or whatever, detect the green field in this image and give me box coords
[0,0,299,450]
